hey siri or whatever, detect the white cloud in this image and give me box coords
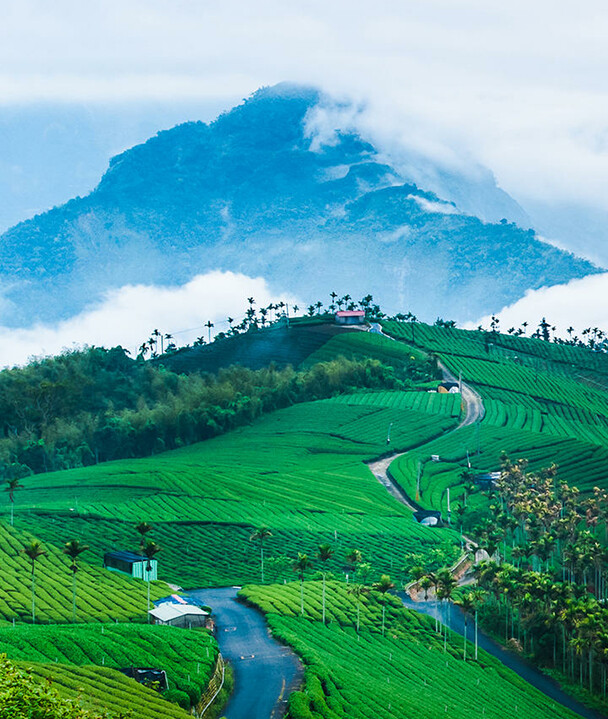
[468,272,608,337]
[1,0,608,214]
[0,271,300,369]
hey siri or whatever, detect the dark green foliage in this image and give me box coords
[0,344,423,478]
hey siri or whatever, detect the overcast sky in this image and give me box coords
[2,1,608,365]
[2,0,608,211]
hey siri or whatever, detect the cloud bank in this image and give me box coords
[0,271,299,369]
[469,272,608,337]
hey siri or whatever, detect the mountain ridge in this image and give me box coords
[0,83,599,327]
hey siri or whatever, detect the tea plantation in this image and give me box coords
[240,581,582,719]
[4,318,608,718]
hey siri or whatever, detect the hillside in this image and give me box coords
[3,317,608,718]
[0,84,599,327]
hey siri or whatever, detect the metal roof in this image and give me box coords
[336,310,365,317]
[104,550,152,564]
[149,603,209,621]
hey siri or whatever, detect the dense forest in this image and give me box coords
[0,345,437,479]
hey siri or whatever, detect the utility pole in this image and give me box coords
[386,422,393,445]
[416,460,422,501]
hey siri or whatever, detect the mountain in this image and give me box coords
[0,83,599,327]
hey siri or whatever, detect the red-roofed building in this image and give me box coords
[335,310,366,325]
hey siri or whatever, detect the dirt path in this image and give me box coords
[366,361,484,511]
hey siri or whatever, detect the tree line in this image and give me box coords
[0,347,424,480]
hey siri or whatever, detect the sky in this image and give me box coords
[2,0,608,364]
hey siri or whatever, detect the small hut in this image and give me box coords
[148,603,209,628]
[103,550,158,580]
[335,310,365,325]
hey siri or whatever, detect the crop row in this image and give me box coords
[326,389,461,416]
[0,622,217,702]
[241,582,580,719]
[25,662,190,719]
[0,524,165,623]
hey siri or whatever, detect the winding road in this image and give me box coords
[189,587,302,719]
[400,595,604,719]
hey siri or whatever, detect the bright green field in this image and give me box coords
[0,523,166,623]
[8,391,461,588]
[240,581,581,719]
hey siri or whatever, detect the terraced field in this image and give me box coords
[0,523,166,623]
[1,623,218,718]
[9,391,461,587]
[240,581,582,719]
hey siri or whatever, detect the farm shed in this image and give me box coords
[437,381,459,394]
[335,310,365,325]
[148,603,209,628]
[414,510,442,527]
[103,550,158,580]
[119,667,168,691]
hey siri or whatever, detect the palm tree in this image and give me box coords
[5,477,24,527]
[135,521,153,552]
[205,320,214,343]
[347,582,369,633]
[471,589,485,660]
[317,544,334,624]
[345,548,362,582]
[250,527,273,583]
[292,553,313,616]
[142,540,161,621]
[63,540,89,623]
[455,592,475,660]
[436,568,457,651]
[23,541,47,623]
[420,576,433,601]
[372,574,395,635]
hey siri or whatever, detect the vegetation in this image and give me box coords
[239,581,582,719]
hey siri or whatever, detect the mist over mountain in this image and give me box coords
[0,83,599,327]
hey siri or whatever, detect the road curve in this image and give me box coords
[189,587,302,719]
[400,594,603,719]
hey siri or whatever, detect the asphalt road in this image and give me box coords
[400,594,605,719]
[189,587,302,719]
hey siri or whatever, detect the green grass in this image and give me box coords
[7,394,461,588]
[239,581,581,719]
[0,523,166,623]
[23,662,192,719]
[0,623,217,703]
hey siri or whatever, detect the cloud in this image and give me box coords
[2,0,608,216]
[0,271,300,369]
[468,272,608,337]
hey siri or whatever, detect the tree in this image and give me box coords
[5,477,23,527]
[22,541,47,623]
[250,527,273,583]
[373,574,395,635]
[347,582,369,633]
[135,521,153,552]
[293,553,313,616]
[436,568,457,651]
[455,592,475,660]
[205,320,215,343]
[63,539,89,622]
[345,548,362,581]
[142,540,161,620]
[317,543,334,624]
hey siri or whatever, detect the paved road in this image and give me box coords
[400,594,604,719]
[189,587,302,719]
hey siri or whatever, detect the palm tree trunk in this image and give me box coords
[357,602,360,633]
[72,573,77,623]
[300,580,304,617]
[31,568,36,624]
[475,609,478,660]
[147,577,151,622]
[260,545,265,583]
[382,603,386,636]
[322,573,326,624]
[463,615,467,661]
[10,500,14,527]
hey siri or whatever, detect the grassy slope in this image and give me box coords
[382,320,608,513]
[0,523,166,623]
[10,392,460,587]
[240,581,581,719]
